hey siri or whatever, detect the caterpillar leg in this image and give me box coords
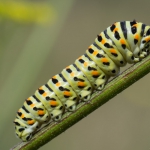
[50,109,64,121]
[143,44,150,56]
[64,100,77,112]
[132,46,148,60]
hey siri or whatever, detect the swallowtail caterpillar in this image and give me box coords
[14,20,150,141]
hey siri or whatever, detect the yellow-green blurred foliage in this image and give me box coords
[0,1,55,24]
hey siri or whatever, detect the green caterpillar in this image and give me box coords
[14,20,150,141]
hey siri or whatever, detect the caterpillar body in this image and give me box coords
[14,20,150,141]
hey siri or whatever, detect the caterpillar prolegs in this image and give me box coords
[14,20,150,141]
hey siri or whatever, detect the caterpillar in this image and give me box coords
[14,20,150,141]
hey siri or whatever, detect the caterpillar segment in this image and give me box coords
[75,54,109,90]
[107,21,140,63]
[47,74,79,112]
[34,84,64,121]
[23,96,50,123]
[14,21,150,142]
[86,44,120,76]
[15,106,38,128]
[125,21,145,58]
[62,64,94,102]
[95,31,126,67]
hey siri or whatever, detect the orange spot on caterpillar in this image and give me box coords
[64,91,71,96]
[71,72,75,77]
[134,34,139,40]
[53,76,56,79]
[30,104,35,108]
[88,45,92,49]
[101,39,105,44]
[78,81,85,87]
[21,114,24,118]
[27,97,31,100]
[92,71,99,76]
[101,58,108,63]
[56,82,60,86]
[38,110,44,115]
[42,92,47,97]
[120,39,125,44]
[78,56,82,60]
[27,120,35,125]
[50,101,58,106]
[110,49,117,54]
[133,24,138,27]
[113,28,118,32]
[84,62,88,67]
[93,51,98,56]
[39,86,43,90]
[146,37,150,42]
[65,66,71,70]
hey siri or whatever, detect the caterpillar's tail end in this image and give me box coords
[14,118,39,141]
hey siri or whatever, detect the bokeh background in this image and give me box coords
[0,0,150,150]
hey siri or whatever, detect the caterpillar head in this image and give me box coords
[14,118,39,141]
[140,28,150,53]
[65,100,77,112]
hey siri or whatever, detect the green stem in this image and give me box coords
[11,55,150,150]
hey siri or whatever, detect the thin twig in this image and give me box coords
[11,55,150,150]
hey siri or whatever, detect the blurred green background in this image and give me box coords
[0,0,150,150]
